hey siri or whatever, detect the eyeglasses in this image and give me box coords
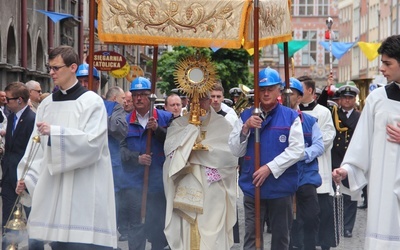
[6,97,19,102]
[31,89,42,94]
[46,64,67,72]
[132,92,150,98]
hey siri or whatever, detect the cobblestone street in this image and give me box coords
[2,190,366,250]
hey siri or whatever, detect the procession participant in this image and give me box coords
[331,84,360,238]
[286,78,324,250]
[164,93,182,118]
[124,91,135,114]
[15,45,118,250]
[104,86,130,242]
[229,68,304,250]
[333,34,400,250]
[1,82,37,250]
[120,77,172,250]
[297,75,336,250]
[25,80,42,112]
[164,91,238,249]
[210,83,237,126]
[76,63,100,91]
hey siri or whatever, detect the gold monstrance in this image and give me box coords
[174,53,217,150]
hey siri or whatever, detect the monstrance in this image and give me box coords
[174,53,217,150]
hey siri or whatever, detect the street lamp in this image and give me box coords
[326,17,334,74]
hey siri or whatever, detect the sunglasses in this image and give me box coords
[6,97,19,102]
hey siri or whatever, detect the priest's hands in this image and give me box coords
[252,164,271,187]
[332,168,348,184]
[37,122,51,135]
[139,154,152,166]
[15,180,26,195]
[147,117,158,131]
[386,122,400,143]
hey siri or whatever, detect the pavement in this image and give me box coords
[2,191,366,250]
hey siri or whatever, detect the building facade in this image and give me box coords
[258,0,339,88]
[0,0,156,94]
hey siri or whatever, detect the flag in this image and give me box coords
[358,42,381,61]
[36,10,79,23]
[319,41,357,60]
[277,40,309,57]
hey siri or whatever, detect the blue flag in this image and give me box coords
[319,41,356,59]
[36,10,78,23]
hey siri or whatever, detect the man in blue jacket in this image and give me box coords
[286,78,324,250]
[229,68,304,250]
[120,77,172,250]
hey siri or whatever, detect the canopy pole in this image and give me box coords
[141,46,159,224]
[282,42,292,108]
[252,0,261,249]
[88,0,95,91]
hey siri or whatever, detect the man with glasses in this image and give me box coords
[1,82,37,249]
[25,80,42,112]
[120,77,172,250]
[15,45,118,250]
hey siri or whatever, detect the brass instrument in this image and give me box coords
[233,84,251,116]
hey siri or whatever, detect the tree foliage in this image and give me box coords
[152,46,253,97]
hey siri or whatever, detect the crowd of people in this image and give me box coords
[0,35,400,250]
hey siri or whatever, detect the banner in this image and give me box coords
[277,40,309,57]
[358,42,381,61]
[319,41,357,60]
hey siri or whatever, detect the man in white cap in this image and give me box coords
[331,83,360,238]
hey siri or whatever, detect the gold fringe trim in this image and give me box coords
[173,201,204,215]
[174,208,195,224]
[190,219,201,250]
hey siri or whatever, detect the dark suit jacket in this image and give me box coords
[1,106,36,191]
[331,108,360,169]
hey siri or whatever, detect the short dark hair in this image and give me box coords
[49,45,80,70]
[297,75,315,94]
[5,82,30,103]
[378,35,400,64]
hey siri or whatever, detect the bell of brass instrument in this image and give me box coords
[234,84,251,116]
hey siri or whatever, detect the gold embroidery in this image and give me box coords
[107,0,235,34]
[98,0,292,48]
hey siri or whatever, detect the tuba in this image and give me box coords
[233,84,251,116]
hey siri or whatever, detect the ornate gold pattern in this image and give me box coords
[174,55,216,99]
[107,0,235,34]
[98,0,292,48]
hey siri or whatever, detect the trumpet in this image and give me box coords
[233,84,251,116]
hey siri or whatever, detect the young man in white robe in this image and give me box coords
[333,34,400,250]
[163,93,238,250]
[16,45,117,250]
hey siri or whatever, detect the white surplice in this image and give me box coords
[302,104,336,195]
[340,85,400,249]
[163,109,238,250]
[17,91,117,248]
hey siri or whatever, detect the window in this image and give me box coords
[302,31,317,65]
[298,0,314,16]
[318,0,329,16]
